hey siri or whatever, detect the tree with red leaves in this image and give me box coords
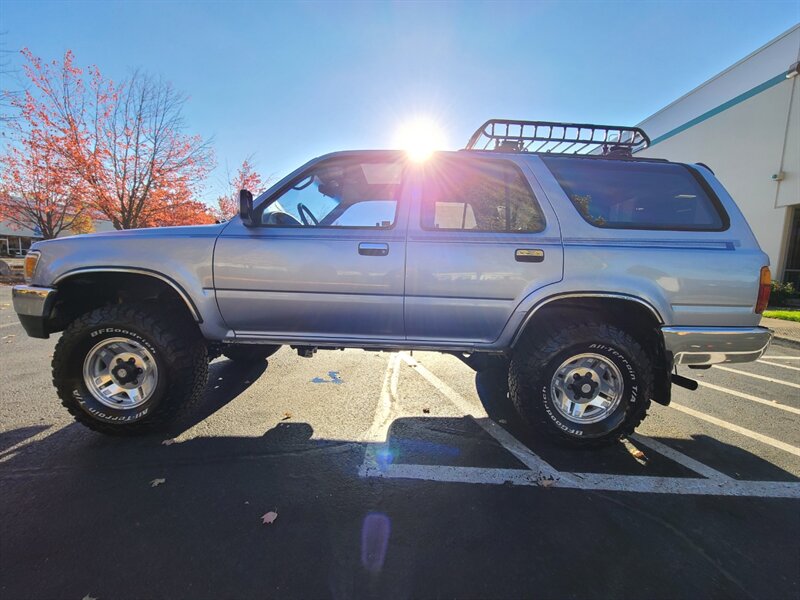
[215,159,267,221]
[0,52,91,238]
[0,133,90,239]
[3,49,215,231]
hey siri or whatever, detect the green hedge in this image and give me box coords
[769,280,796,307]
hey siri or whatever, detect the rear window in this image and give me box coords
[542,157,728,231]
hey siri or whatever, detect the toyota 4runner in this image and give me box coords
[12,119,774,446]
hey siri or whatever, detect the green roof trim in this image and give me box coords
[648,72,789,147]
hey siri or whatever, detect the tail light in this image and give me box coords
[755,266,771,314]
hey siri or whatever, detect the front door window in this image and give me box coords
[261,159,403,228]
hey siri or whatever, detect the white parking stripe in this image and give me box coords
[670,402,800,457]
[558,472,800,498]
[694,380,800,416]
[712,365,800,389]
[399,353,563,479]
[629,434,732,481]
[758,359,800,372]
[370,464,800,498]
[760,356,800,360]
[359,353,800,497]
[361,354,400,443]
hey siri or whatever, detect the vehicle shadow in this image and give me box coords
[0,370,798,600]
[168,357,270,435]
[0,424,50,453]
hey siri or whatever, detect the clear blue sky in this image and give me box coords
[1,1,798,203]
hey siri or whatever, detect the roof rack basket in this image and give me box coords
[465,119,650,157]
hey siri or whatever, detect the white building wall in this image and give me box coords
[636,24,800,279]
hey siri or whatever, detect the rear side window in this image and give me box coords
[542,157,728,231]
[421,158,545,232]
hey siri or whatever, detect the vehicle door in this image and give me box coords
[214,153,409,341]
[404,154,563,343]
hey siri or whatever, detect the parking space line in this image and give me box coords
[712,365,800,389]
[358,353,800,497]
[694,380,800,415]
[398,353,563,479]
[670,402,800,457]
[369,464,800,498]
[758,359,800,372]
[761,356,800,360]
[361,354,400,443]
[558,472,800,498]
[629,434,732,481]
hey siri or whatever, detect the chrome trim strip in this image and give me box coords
[662,326,773,366]
[52,267,202,322]
[511,292,664,347]
[12,285,57,317]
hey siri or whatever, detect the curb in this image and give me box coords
[772,334,800,349]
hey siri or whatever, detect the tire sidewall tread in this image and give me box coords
[52,304,208,435]
[509,322,653,447]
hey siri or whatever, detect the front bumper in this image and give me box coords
[662,326,773,366]
[12,285,57,339]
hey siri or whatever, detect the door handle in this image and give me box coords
[515,248,544,263]
[359,242,389,256]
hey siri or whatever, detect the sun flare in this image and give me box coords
[394,117,446,162]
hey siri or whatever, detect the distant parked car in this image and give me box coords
[12,118,773,446]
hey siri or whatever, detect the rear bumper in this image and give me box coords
[12,285,57,339]
[662,326,773,366]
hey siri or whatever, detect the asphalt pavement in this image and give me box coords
[1,285,798,599]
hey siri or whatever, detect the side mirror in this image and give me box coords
[239,189,254,227]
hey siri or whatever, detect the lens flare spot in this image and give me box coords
[394,117,446,162]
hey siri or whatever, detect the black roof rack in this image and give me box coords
[465,119,650,157]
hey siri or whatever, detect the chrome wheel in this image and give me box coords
[82,337,159,409]
[549,353,623,424]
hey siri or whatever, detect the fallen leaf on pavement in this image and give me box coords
[282,412,292,420]
[150,478,166,487]
[261,511,278,525]
[422,408,430,414]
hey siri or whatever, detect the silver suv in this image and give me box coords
[12,119,773,445]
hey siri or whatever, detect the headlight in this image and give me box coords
[23,251,41,283]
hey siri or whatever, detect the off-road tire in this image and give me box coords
[52,304,208,435]
[509,322,652,447]
[223,344,281,363]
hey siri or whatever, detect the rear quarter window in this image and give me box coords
[542,157,728,231]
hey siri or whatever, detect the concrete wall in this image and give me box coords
[637,25,800,279]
